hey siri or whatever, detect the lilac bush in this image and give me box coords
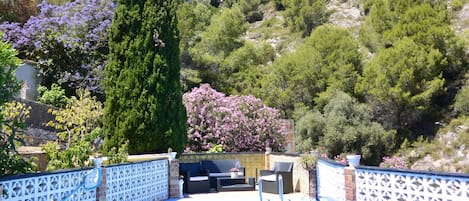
[379,156,408,169]
[183,84,286,152]
[0,0,115,95]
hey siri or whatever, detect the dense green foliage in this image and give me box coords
[177,1,214,54]
[0,36,20,104]
[454,82,469,116]
[37,84,71,108]
[0,38,33,176]
[1,101,35,176]
[280,0,330,36]
[295,110,325,152]
[356,0,467,139]
[189,6,248,91]
[221,41,275,94]
[103,0,187,155]
[42,90,102,170]
[296,91,395,165]
[263,25,362,117]
[356,38,445,134]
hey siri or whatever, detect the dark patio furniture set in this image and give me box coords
[179,160,294,194]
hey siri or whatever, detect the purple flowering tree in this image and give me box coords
[0,0,115,96]
[183,84,286,152]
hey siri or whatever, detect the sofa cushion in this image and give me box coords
[189,176,209,182]
[209,172,231,177]
[260,175,277,182]
[201,160,240,173]
[180,162,203,176]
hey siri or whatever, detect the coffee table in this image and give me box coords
[216,177,255,192]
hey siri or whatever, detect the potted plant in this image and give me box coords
[230,167,239,178]
[168,147,177,160]
[300,154,318,170]
[345,153,361,168]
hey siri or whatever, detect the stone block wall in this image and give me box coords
[168,159,180,198]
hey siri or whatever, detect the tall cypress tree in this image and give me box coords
[103,0,187,154]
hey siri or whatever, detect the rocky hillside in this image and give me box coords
[244,0,364,55]
[408,120,469,173]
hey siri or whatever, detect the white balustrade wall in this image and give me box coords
[0,159,170,201]
[105,159,168,201]
[356,167,469,200]
[316,159,346,201]
[0,168,96,201]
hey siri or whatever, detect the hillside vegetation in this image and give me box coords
[1,0,468,172]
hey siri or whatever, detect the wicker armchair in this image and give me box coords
[259,162,293,194]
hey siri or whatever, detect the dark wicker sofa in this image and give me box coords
[201,159,245,188]
[179,162,210,193]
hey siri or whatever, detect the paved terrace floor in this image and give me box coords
[166,187,315,201]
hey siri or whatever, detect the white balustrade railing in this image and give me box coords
[0,168,96,201]
[316,159,346,201]
[105,159,168,201]
[356,167,469,201]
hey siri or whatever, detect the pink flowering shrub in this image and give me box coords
[379,156,408,169]
[183,84,286,152]
[333,154,347,165]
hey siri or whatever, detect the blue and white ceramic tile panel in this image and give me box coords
[0,169,96,201]
[316,159,346,201]
[356,167,469,201]
[105,159,169,201]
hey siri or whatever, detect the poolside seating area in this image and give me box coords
[2,152,468,201]
[179,159,255,193]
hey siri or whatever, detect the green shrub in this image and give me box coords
[37,84,70,108]
[1,101,35,176]
[454,85,469,116]
[295,110,325,152]
[451,0,464,11]
[43,89,102,170]
[300,154,318,170]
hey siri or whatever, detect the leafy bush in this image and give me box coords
[295,91,395,165]
[295,110,325,152]
[1,101,35,176]
[0,0,115,96]
[281,0,330,36]
[300,154,318,170]
[0,38,33,176]
[183,84,286,152]
[105,140,128,164]
[454,84,469,116]
[0,34,21,104]
[43,89,102,170]
[188,6,248,91]
[37,84,70,108]
[450,0,464,11]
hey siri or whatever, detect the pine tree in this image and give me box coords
[103,0,187,154]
